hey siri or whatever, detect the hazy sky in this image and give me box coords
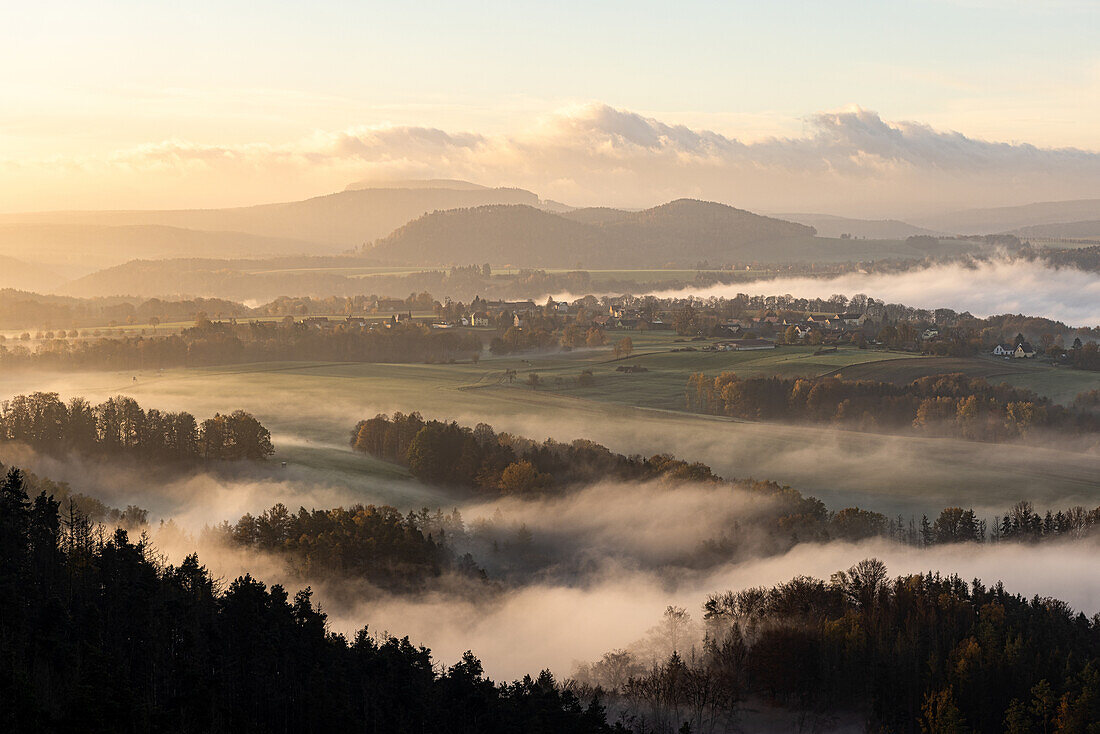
[3,0,1099,214]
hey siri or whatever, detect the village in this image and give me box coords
[285,292,1074,362]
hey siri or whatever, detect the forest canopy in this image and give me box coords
[578,560,1100,733]
[0,392,273,461]
[685,371,1100,441]
[0,466,614,733]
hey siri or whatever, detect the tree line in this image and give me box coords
[348,414,964,564]
[994,500,1100,541]
[0,289,248,331]
[352,412,754,495]
[350,414,1100,569]
[215,502,486,593]
[0,320,482,371]
[0,467,617,733]
[0,459,146,529]
[201,492,1100,607]
[685,371,1100,441]
[615,560,1100,733]
[0,392,273,461]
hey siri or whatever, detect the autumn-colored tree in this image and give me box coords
[585,327,607,347]
[498,459,548,495]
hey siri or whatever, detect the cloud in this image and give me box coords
[7,104,1100,214]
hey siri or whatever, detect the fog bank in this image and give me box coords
[343,538,1100,680]
[154,531,1100,681]
[649,259,1100,326]
[136,470,1100,681]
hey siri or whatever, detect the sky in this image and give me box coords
[2,0,1099,214]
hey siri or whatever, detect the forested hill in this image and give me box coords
[365,199,818,267]
[0,255,60,293]
[0,467,616,733]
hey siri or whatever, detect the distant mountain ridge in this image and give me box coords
[774,213,941,239]
[366,199,817,267]
[0,255,62,293]
[1012,220,1100,240]
[344,178,490,191]
[916,198,1100,235]
[0,223,323,272]
[0,183,541,248]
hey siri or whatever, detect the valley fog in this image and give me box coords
[9,374,1098,683]
[148,511,1100,681]
[3,365,1099,522]
[644,259,1100,326]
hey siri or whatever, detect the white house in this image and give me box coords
[992,343,1014,357]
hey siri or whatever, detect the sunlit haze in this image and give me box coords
[3,0,1100,213]
[6,4,1100,732]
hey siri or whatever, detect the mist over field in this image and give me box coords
[5,360,1100,523]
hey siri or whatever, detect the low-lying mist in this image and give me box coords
[639,259,1100,326]
[7,360,1100,683]
[4,366,1100,521]
[137,472,1100,681]
[150,521,1100,681]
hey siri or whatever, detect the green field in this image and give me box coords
[4,334,1100,521]
[833,354,1100,406]
[532,341,919,410]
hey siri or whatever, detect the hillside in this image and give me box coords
[58,257,363,301]
[0,223,326,273]
[0,255,62,293]
[366,199,819,267]
[368,205,598,266]
[0,288,248,330]
[1013,219,1100,240]
[0,183,541,248]
[918,198,1100,235]
[775,212,940,239]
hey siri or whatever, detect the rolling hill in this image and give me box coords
[366,199,819,267]
[917,198,1100,235]
[0,223,327,273]
[1012,220,1100,240]
[0,182,541,249]
[774,213,941,239]
[0,255,63,293]
[57,258,363,301]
